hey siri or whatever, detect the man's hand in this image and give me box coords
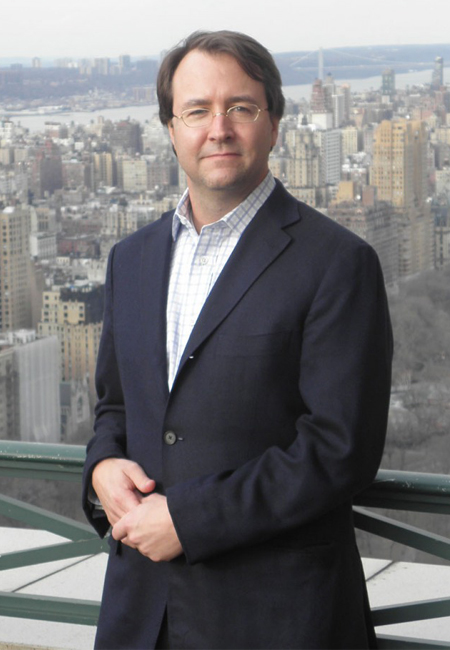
[92,458,155,527]
[112,493,183,562]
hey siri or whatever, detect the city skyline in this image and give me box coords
[2,0,450,61]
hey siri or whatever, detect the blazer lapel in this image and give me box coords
[175,182,301,380]
[138,213,174,398]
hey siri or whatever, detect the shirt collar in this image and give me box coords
[171,171,276,241]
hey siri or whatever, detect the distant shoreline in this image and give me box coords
[0,67,437,133]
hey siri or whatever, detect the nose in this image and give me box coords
[207,112,234,141]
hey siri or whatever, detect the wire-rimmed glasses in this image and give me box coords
[172,103,269,128]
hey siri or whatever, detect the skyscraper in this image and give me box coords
[31,140,63,198]
[284,128,321,189]
[310,79,333,129]
[381,68,395,101]
[38,283,104,407]
[371,119,432,276]
[431,57,444,90]
[0,330,60,441]
[0,206,32,333]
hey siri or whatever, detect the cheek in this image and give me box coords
[172,130,204,156]
[271,130,278,148]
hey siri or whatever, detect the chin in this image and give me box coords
[204,170,252,190]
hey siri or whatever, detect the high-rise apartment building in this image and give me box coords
[432,57,444,90]
[332,93,345,128]
[341,126,360,159]
[93,58,110,76]
[119,55,131,72]
[0,343,16,439]
[327,200,399,285]
[371,119,427,209]
[0,330,60,441]
[93,152,115,188]
[108,120,142,155]
[121,158,148,193]
[38,284,104,407]
[310,79,333,130]
[13,331,61,442]
[337,84,351,124]
[0,119,15,144]
[0,206,32,333]
[371,119,433,276]
[314,128,342,186]
[31,140,63,198]
[284,128,321,188]
[381,68,395,101]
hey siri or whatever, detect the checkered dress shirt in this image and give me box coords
[166,172,276,389]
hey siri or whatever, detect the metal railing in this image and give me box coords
[0,440,107,626]
[1,440,450,648]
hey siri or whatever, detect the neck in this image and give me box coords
[188,191,246,232]
[187,174,269,233]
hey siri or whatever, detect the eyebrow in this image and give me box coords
[179,95,259,111]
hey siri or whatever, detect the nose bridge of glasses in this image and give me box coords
[209,110,234,130]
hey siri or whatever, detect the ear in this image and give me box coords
[270,116,280,149]
[168,120,175,148]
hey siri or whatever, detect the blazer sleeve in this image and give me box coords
[82,245,128,536]
[166,239,393,564]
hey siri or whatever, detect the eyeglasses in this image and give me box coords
[172,103,269,128]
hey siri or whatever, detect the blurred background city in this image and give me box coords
[1,0,450,563]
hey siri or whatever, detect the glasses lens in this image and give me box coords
[228,104,260,123]
[182,109,212,128]
[180,104,261,127]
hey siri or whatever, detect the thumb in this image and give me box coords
[127,464,156,494]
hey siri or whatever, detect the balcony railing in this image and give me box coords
[1,440,450,649]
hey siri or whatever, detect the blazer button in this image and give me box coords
[163,430,177,446]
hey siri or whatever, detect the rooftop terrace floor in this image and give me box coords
[1,527,450,649]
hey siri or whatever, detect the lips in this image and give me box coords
[202,152,241,160]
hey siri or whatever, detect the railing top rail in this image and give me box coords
[0,442,449,510]
[0,441,85,468]
[356,469,450,514]
[373,469,450,495]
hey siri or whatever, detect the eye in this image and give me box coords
[229,104,253,115]
[183,108,210,120]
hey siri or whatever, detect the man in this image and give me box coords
[83,30,393,649]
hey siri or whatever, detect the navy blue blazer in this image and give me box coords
[83,181,393,649]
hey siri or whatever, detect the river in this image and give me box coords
[1,68,435,133]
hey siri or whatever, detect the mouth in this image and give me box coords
[202,152,241,160]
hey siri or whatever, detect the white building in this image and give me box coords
[5,330,61,443]
[314,129,342,186]
[29,231,58,260]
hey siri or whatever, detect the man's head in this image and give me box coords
[157,30,285,127]
[157,31,284,213]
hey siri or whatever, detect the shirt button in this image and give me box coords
[163,430,177,446]
[199,256,209,266]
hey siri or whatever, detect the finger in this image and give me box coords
[126,465,156,494]
[118,535,136,549]
[112,518,127,542]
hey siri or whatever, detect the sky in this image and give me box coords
[2,0,450,61]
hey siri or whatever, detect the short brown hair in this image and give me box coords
[157,30,285,125]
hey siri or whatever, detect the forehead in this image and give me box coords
[171,49,266,106]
